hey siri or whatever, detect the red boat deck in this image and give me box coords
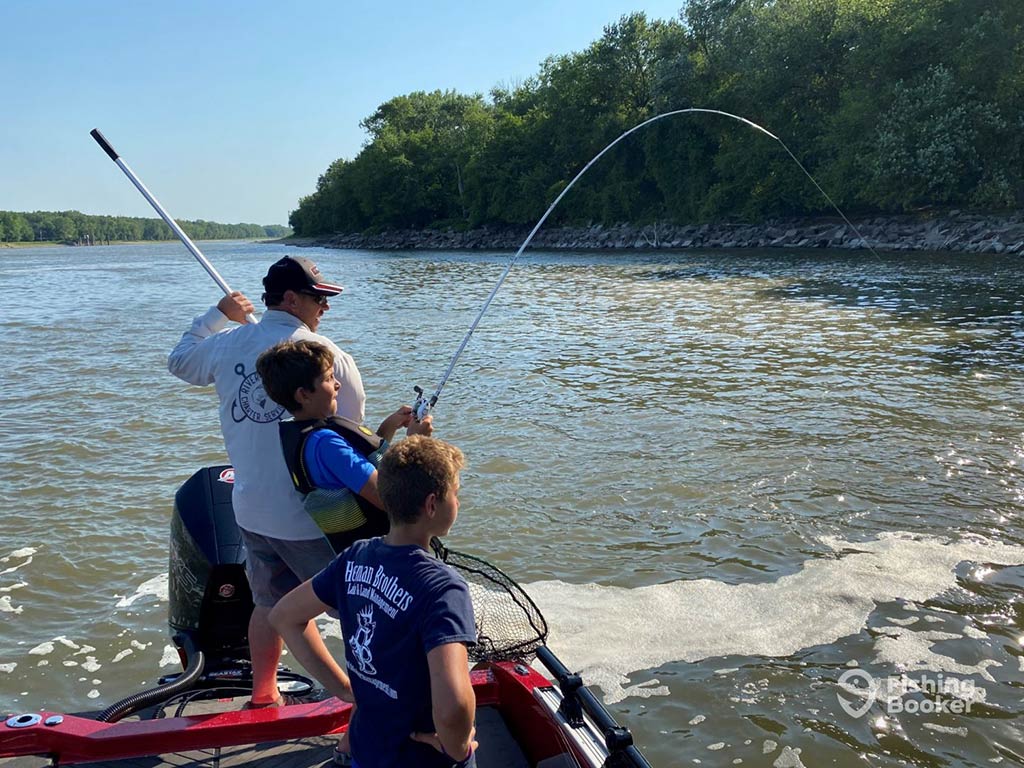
[1,732,338,768]
[1,666,579,768]
[0,705,542,768]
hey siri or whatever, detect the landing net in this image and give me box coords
[431,538,548,663]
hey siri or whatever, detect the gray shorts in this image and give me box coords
[239,528,336,608]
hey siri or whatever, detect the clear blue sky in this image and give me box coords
[1,1,686,225]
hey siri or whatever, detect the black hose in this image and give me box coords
[95,649,206,723]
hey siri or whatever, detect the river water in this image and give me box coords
[1,241,1023,767]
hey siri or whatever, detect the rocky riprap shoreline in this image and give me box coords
[290,211,1024,254]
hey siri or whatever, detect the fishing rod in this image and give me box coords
[89,129,258,325]
[411,108,881,421]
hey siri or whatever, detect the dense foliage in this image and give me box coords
[291,0,1023,236]
[0,209,290,244]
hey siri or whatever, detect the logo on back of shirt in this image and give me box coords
[231,363,285,424]
[349,605,377,675]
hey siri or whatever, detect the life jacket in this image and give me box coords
[279,416,387,538]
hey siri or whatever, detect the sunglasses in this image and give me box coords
[299,291,330,306]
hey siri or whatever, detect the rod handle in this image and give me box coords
[90,129,119,162]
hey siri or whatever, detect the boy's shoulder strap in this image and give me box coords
[279,417,320,494]
[321,416,383,456]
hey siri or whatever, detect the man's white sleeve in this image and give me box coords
[167,307,230,385]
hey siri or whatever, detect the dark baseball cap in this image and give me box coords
[262,256,344,296]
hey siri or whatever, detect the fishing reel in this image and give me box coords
[412,386,435,422]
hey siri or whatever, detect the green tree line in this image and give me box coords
[291,0,1023,236]
[0,210,290,244]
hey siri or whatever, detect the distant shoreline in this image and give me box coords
[275,211,1024,255]
[1,238,275,250]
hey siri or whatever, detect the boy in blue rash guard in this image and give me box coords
[256,340,433,552]
[270,436,478,768]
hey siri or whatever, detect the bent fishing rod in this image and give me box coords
[411,108,882,421]
[89,129,258,325]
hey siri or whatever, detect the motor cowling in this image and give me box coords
[168,466,252,667]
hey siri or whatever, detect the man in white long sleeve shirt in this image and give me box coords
[168,255,365,708]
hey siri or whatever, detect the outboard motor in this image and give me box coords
[168,465,252,671]
[96,466,316,721]
[96,466,256,721]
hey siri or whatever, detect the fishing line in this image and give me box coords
[412,108,883,420]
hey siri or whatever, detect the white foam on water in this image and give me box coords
[873,626,1002,682]
[1,559,33,576]
[763,740,778,754]
[112,649,133,663]
[619,678,669,699]
[708,743,726,751]
[317,616,343,640]
[773,746,806,768]
[923,723,968,737]
[526,533,1024,703]
[1,548,37,578]
[116,574,169,608]
[0,581,27,593]
[81,657,101,673]
[689,714,706,725]
[29,635,83,661]
[130,640,149,651]
[0,596,23,614]
[0,663,16,673]
[2,548,37,561]
[87,689,100,699]
[159,645,180,668]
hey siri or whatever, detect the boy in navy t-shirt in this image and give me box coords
[270,436,478,768]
